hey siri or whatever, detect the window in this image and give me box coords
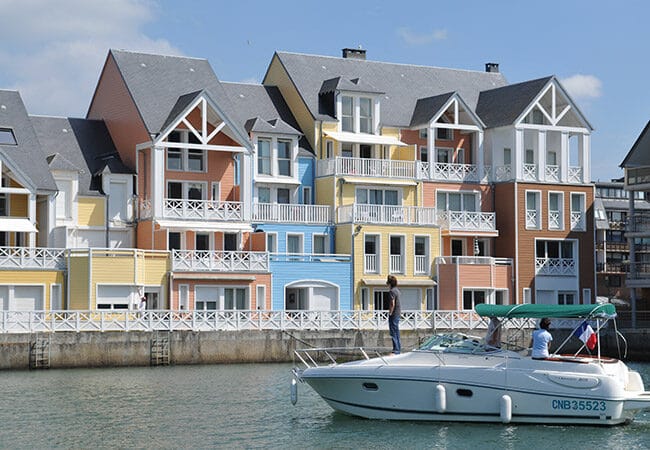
[287,234,303,254]
[414,236,429,274]
[548,192,563,230]
[389,235,404,274]
[167,181,205,201]
[313,235,327,254]
[166,130,206,172]
[437,148,451,163]
[341,96,354,132]
[525,149,535,165]
[169,232,181,250]
[342,143,353,157]
[359,144,372,159]
[547,151,557,166]
[167,182,182,199]
[55,179,72,220]
[436,128,453,140]
[426,288,436,310]
[536,240,574,259]
[302,187,312,205]
[187,183,203,200]
[526,191,541,229]
[179,284,189,310]
[419,129,428,139]
[325,140,333,159]
[211,182,221,203]
[359,97,373,133]
[456,148,465,164]
[503,148,511,165]
[258,187,270,203]
[277,188,290,204]
[451,239,464,256]
[356,187,400,205]
[495,291,506,305]
[277,140,292,176]
[0,128,17,145]
[361,288,369,310]
[374,290,387,311]
[224,233,238,251]
[0,193,6,216]
[437,191,477,212]
[419,146,428,162]
[364,234,379,273]
[463,290,486,310]
[195,233,210,251]
[224,287,247,310]
[571,193,586,231]
[266,233,277,253]
[258,139,272,175]
[558,292,575,305]
[256,285,266,310]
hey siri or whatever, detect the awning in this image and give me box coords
[0,218,37,232]
[362,278,437,287]
[156,220,253,233]
[324,131,407,147]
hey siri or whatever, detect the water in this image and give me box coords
[1,363,649,449]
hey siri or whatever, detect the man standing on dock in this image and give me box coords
[386,275,401,355]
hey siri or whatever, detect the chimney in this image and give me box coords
[342,48,366,60]
[485,62,499,73]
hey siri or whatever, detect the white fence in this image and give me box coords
[0,310,538,334]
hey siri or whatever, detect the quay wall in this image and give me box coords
[0,328,647,370]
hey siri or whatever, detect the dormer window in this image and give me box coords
[359,98,373,133]
[342,96,354,132]
[339,95,375,134]
[277,140,292,176]
[256,137,295,178]
[0,128,17,146]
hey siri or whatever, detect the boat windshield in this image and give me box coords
[418,333,493,354]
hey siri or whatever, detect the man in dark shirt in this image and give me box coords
[386,275,401,355]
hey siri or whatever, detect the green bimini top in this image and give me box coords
[475,303,617,319]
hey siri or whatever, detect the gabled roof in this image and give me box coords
[265,51,508,127]
[222,82,313,153]
[31,116,131,195]
[244,117,301,135]
[159,90,203,133]
[475,76,552,128]
[409,92,455,128]
[105,49,250,145]
[0,90,57,192]
[319,76,384,95]
[620,120,650,168]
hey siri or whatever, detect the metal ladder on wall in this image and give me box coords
[29,334,51,370]
[150,332,170,366]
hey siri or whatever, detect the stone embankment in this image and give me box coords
[0,328,647,370]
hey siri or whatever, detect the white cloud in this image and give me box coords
[0,0,181,117]
[397,27,448,46]
[560,74,603,100]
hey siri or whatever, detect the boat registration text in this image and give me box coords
[551,399,606,411]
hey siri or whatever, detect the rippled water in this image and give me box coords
[0,362,648,449]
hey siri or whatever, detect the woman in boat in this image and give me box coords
[386,275,401,355]
[531,317,553,359]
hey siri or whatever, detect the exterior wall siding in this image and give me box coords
[0,270,65,310]
[68,254,90,309]
[77,197,105,227]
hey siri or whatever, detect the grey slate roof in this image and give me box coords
[409,92,455,128]
[105,50,250,146]
[476,76,553,128]
[265,51,509,127]
[244,117,301,135]
[31,116,131,195]
[620,120,650,168]
[222,82,313,153]
[0,90,57,192]
[319,77,384,95]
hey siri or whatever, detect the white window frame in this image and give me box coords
[338,94,377,134]
[436,147,453,164]
[257,186,271,204]
[178,284,189,310]
[547,191,564,231]
[211,182,221,203]
[302,186,312,205]
[436,128,453,141]
[389,234,406,274]
[194,285,219,311]
[168,231,183,251]
[525,190,542,230]
[167,180,207,201]
[255,135,297,179]
[325,140,333,159]
[287,233,304,254]
[266,232,278,253]
[558,291,576,305]
[414,235,430,275]
[257,138,272,175]
[256,285,266,310]
[194,232,212,251]
[364,233,381,274]
[419,128,428,139]
[571,192,586,231]
[312,234,328,254]
[223,286,249,310]
[55,177,74,221]
[462,289,487,310]
[166,130,207,173]
[523,287,531,304]
[582,288,592,304]
[355,186,402,206]
[360,287,370,310]
[50,284,62,310]
[436,190,479,212]
[419,146,428,163]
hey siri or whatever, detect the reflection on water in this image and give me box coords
[0,363,648,449]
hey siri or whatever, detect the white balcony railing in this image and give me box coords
[0,310,537,333]
[390,255,403,273]
[0,247,66,270]
[435,256,513,266]
[316,157,416,179]
[548,211,561,230]
[338,204,437,225]
[545,164,560,182]
[253,203,330,224]
[424,162,490,183]
[437,211,496,232]
[493,165,513,181]
[414,255,429,274]
[526,210,539,229]
[523,164,538,181]
[568,166,583,183]
[365,254,378,273]
[172,250,269,272]
[570,211,586,231]
[535,257,576,276]
[163,199,244,221]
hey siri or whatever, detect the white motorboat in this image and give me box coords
[291,304,650,425]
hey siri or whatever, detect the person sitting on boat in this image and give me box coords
[485,317,501,348]
[531,317,553,360]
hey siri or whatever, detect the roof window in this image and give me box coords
[0,128,16,145]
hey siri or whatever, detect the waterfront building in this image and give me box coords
[619,120,650,319]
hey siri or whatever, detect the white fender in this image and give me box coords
[434,384,446,413]
[500,394,512,423]
[290,377,298,405]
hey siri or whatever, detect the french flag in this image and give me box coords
[574,321,597,350]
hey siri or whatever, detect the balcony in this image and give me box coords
[253,203,330,224]
[597,262,628,273]
[570,211,586,231]
[437,211,496,233]
[140,199,244,222]
[414,255,429,275]
[338,204,437,226]
[172,250,269,272]
[390,255,404,274]
[418,162,490,183]
[493,164,584,183]
[535,257,576,276]
[626,214,650,236]
[365,254,378,273]
[316,157,416,179]
[0,247,66,270]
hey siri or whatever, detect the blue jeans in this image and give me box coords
[389,314,401,354]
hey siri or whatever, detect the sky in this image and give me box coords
[1,0,649,182]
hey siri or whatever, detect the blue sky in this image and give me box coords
[1,0,648,181]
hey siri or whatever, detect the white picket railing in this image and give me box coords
[338,204,437,225]
[172,250,269,272]
[437,211,496,232]
[0,247,66,269]
[163,198,244,221]
[535,257,576,276]
[316,157,416,179]
[253,203,331,224]
[0,310,536,333]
